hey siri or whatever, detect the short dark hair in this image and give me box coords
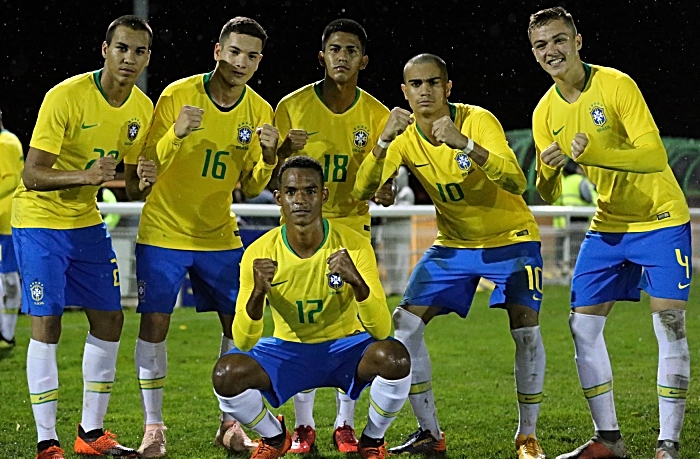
[403,53,448,82]
[321,19,367,54]
[106,15,153,48]
[279,156,325,186]
[220,17,268,50]
[528,6,578,40]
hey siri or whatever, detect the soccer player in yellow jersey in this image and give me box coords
[529,8,690,459]
[212,156,411,459]
[273,19,401,453]
[12,16,154,459]
[126,17,278,458]
[356,54,548,459]
[0,109,23,349]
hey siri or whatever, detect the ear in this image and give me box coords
[318,51,325,68]
[446,80,452,98]
[360,55,369,70]
[214,42,221,61]
[576,34,582,52]
[145,49,151,67]
[401,83,408,101]
[322,187,329,204]
[101,41,108,59]
[531,47,537,61]
[274,189,282,206]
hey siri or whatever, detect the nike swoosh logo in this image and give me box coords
[668,390,681,395]
[307,131,319,136]
[553,126,565,136]
[678,282,690,289]
[191,127,204,131]
[413,163,429,168]
[81,123,98,129]
[532,294,542,301]
[522,396,540,402]
[38,394,53,401]
[270,280,288,287]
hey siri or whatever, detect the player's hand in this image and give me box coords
[256,124,280,165]
[540,142,567,169]
[85,156,117,185]
[173,105,204,139]
[571,133,589,160]
[380,107,413,144]
[432,115,468,150]
[252,258,278,295]
[286,129,308,152]
[136,155,157,191]
[373,178,397,207]
[327,248,363,287]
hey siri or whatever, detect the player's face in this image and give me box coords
[319,32,368,84]
[215,33,263,87]
[401,62,452,117]
[275,168,329,226]
[101,26,151,86]
[530,19,582,79]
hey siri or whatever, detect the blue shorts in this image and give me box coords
[12,224,121,316]
[226,333,377,408]
[571,223,692,307]
[400,242,544,316]
[135,244,244,315]
[0,234,18,273]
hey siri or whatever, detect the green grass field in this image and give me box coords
[1,285,699,458]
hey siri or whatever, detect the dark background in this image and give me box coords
[2,0,698,149]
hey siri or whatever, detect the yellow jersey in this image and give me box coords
[359,103,539,249]
[233,219,390,351]
[534,64,689,232]
[137,73,275,251]
[12,71,152,230]
[0,130,24,235]
[274,82,390,232]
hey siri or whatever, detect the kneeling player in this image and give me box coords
[212,156,411,459]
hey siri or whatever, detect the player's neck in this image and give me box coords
[209,68,246,107]
[415,104,451,146]
[320,77,358,114]
[553,60,587,103]
[286,219,326,259]
[99,70,134,107]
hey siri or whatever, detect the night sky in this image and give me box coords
[2,0,698,149]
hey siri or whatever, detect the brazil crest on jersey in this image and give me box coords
[233,219,390,350]
[137,73,275,251]
[12,71,153,230]
[0,130,24,235]
[533,64,689,232]
[274,83,390,225]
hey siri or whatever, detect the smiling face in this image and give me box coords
[530,18,582,80]
[214,32,263,88]
[401,61,452,117]
[101,25,151,86]
[275,167,328,227]
[319,31,368,84]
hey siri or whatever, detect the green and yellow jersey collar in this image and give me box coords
[416,102,457,143]
[203,71,246,112]
[555,62,592,103]
[313,81,361,113]
[93,69,131,106]
[281,218,330,258]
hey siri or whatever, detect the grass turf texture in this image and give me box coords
[0,285,699,458]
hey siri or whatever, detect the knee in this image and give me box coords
[139,313,171,342]
[507,305,539,329]
[392,307,424,337]
[368,340,411,380]
[212,354,252,397]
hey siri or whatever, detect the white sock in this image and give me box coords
[219,335,236,422]
[0,272,20,340]
[135,338,167,426]
[653,310,690,442]
[393,307,441,437]
[81,333,119,432]
[27,339,59,442]
[512,326,545,438]
[335,389,356,429]
[293,389,316,429]
[363,374,410,439]
[217,389,282,438]
[569,313,619,431]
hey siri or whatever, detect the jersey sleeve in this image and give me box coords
[145,91,182,173]
[471,110,527,195]
[532,100,563,203]
[29,86,70,155]
[352,241,391,340]
[273,100,292,147]
[240,103,276,199]
[232,246,266,351]
[0,137,23,198]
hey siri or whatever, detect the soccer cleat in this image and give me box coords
[0,333,15,348]
[74,426,139,457]
[36,446,65,459]
[214,420,258,452]
[249,415,292,459]
[555,435,628,459]
[333,423,359,453]
[516,434,546,459]
[655,440,680,459]
[289,425,316,453]
[358,436,388,459]
[388,428,446,455]
[137,426,167,458]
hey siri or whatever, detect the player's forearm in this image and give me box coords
[154,126,183,172]
[232,291,266,351]
[124,165,151,201]
[477,146,528,195]
[575,132,667,174]
[536,164,563,203]
[240,160,276,199]
[352,152,387,201]
[357,292,391,340]
[22,165,92,191]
